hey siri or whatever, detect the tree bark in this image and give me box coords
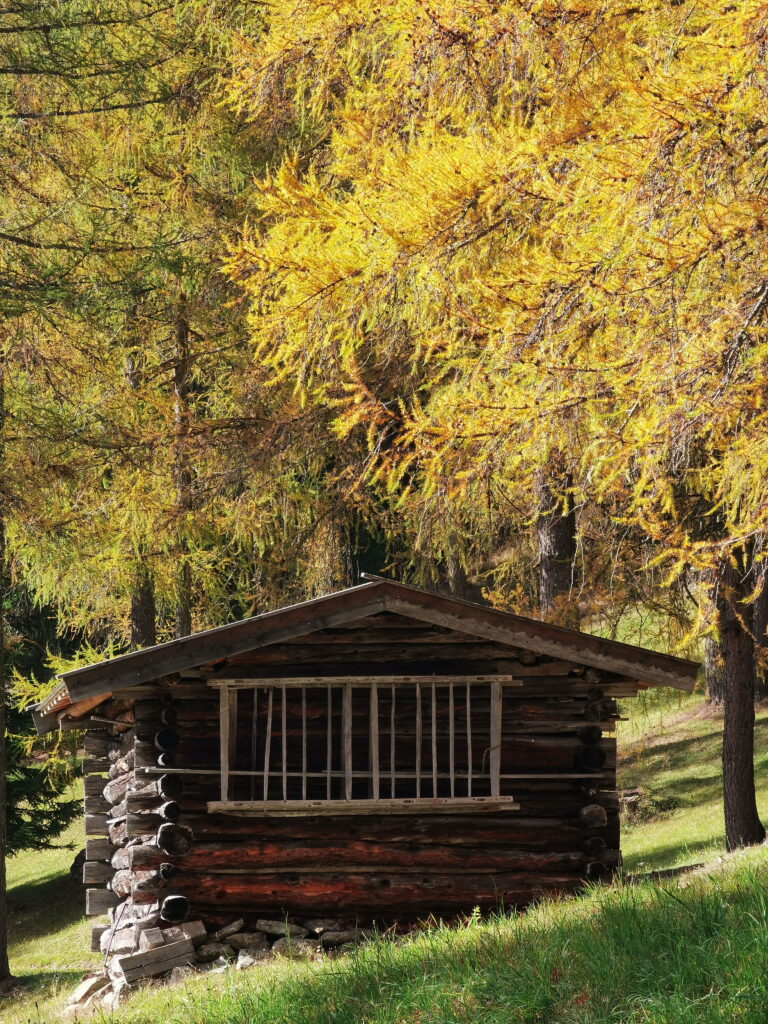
[752,563,768,701]
[0,359,12,986]
[130,562,157,649]
[715,554,766,849]
[173,303,193,638]
[535,472,578,627]
[703,635,726,704]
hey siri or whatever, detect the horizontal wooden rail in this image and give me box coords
[208,675,524,689]
[207,796,520,816]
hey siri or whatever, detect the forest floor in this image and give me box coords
[4,695,768,1023]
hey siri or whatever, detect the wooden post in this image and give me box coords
[219,687,230,802]
[415,684,422,799]
[249,688,258,801]
[390,685,396,799]
[449,683,455,798]
[343,684,353,800]
[466,683,473,797]
[370,682,380,800]
[326,685,333,800]
[281,685,287,801]
[301,687,307,801]
[431,683,438,798]
[490,680,502,797]
[263,687,273,802]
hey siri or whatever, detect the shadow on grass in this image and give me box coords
[8,870,85,947]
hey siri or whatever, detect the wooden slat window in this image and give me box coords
[209,676,522,813]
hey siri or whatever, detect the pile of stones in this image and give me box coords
[65,915,373,1016]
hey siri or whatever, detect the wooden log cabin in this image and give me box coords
[32,578,698,942]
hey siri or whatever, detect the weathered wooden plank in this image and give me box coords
[83,861,114,884]
[208,674,525,688]
[134,871,584,913]
[343,684,352,801]
[112,939,195,983]
[281,685,287,802]
[85,888,120,916]
[219,686,230,803]
[415,684,422,799]
[370,682,379,800]
[263,687,273,801]
[130,839,617,873]
[490,679,502,798]
[86,837,114,862]
[207,796,519,815]
[85,813,109,836]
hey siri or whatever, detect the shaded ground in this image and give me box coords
[618,699,768,871]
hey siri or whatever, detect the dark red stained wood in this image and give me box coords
[131,840,614,874]
[132,871,585,912]
[164,811,616,846]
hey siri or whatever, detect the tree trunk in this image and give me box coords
[752,563,768,701]
[130,562,157,649]
[535,471,578,627]
[0,360,12,986]
[715,554,766,849]
[173,303,193,638]
[703,635,726,704]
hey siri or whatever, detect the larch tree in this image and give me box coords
[225,1,767,847]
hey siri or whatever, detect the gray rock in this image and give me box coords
[100,925,136,955]
[320,929,371,948]
[227,931,270,951]
[205,956,231,973]
[68,974,111,1007]
[196,942,236,963]
[256,919,308,938]
[303,918,339,935]
[236,948,273,970]
[214,918,245,940]
[271,937,320,958]
[166,965,197,985]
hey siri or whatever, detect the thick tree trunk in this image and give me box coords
[130,563,157,649]
[535,472,578,627]
[752,565,768,701]
[715,555,766,849]
[0,362,12,987]
[173,304,193,638]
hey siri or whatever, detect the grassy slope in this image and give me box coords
[4,695,768,1023]
[617,697,768,872]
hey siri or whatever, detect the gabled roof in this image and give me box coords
[32,578,699,732]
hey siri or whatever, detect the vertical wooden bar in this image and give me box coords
[301,687,307,801]
[326,685,333,800]
[249,688,258,800]
[431,683,438,798]
[370,682,380,800]
[490,680,502,798]
[219,687,230,803]
[415,685,422,799]
[449,683,455,798]
[466,683,472,797]
[343,684,353,800]
[262,687,273,802]
[390,685,396,799]
[281,685,288,801]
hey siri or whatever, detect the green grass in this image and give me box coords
[114,846,768,1024]
[4,697,768,1022]
[618,696,768,873]
[4,812,100,1024]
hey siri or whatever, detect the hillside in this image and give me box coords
[4,698,768,1023]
